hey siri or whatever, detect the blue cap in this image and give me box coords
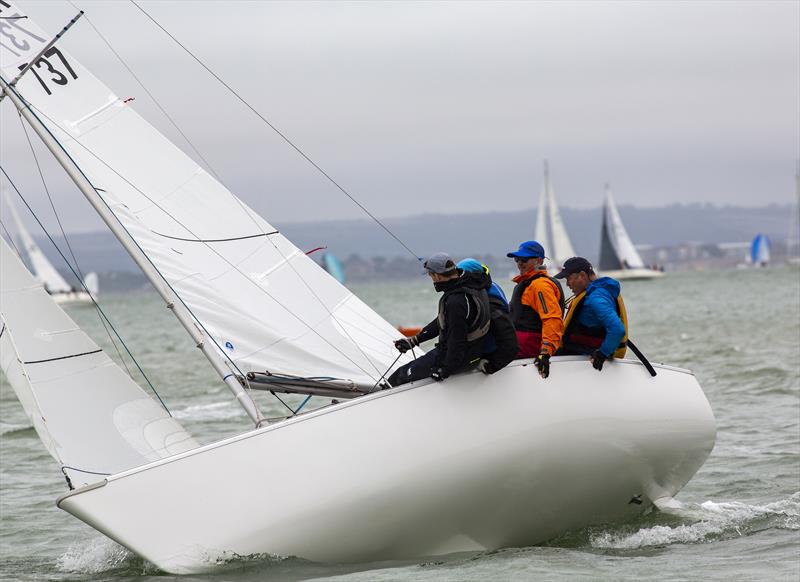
[457,258,488,274]
[507,240,545,259]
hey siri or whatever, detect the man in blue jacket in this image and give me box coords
[555,257,628,371]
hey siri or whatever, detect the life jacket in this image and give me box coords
[509,272,565,333]
[562,291,628,358]
[437,285,491,343]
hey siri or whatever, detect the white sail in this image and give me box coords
[3,190,72,292]
[545,178,576,267]
[0,238,198,487]
[0,3,411,386]
[602,186,645,269]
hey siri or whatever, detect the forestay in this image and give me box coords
[0,2,412,386]
[600,186,645,270]
[4,189,72,293]
[0,239,198,487]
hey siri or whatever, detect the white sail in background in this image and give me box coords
[0,238,198,486]
[3,190,72,292]
[601,186,645,270]
[546,180,576,267]
[0,4,411,386]
[534,161,575,271]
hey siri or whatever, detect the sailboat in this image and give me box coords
[3,190,98,303]
[0,4,714,575]
[534,160,577,274]
[597,185,664,280]
[750,233,771,267]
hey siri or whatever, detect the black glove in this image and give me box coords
[394,336,418,354]
[591,350,608,371]
[534,353,550,378]
[431,367,449,382]
[477,358,493,375]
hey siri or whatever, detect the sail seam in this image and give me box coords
[23,349,102,365]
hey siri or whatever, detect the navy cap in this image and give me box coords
[424,252,457,274]
[507,240,545,259]
[554,257,594,279]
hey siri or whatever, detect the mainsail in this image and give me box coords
[3,190,72,293]
[0,3,411,387]
[598,185,645,271]
[0,238,198,487]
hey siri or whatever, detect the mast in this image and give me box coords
[0,75,264,427]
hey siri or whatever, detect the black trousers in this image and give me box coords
[387,349,440,387]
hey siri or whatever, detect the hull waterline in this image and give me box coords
[58,358,715,574]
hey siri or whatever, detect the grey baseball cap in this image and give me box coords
[423,252,457,274]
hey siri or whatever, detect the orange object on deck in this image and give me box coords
[398,326,422,337]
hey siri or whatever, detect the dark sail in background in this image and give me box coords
[598,208,622,271]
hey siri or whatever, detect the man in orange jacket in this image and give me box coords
[506,240,565,379]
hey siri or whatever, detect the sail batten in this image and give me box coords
[0,3,411,385]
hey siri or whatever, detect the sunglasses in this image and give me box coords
[514,257,535,264]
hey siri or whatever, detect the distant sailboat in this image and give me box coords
[597,185,663,280]
[322,252,346,284]
[534,160,577,274]
[750,233,771,267]
[3,191,98,303]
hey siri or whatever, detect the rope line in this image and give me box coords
[129,0,420,261]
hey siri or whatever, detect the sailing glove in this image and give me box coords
[534,353,550,378]
[477,358,493,374]
[591,350,607,371]
[431,367,449,382]
[394,336,419,353]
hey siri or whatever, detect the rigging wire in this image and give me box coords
[128,0,421,262]
[17,112,136,379]
[0,165,173,416]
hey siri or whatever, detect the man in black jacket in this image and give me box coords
[387,253,491,387]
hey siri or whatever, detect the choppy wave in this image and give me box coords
[590,493,800,549]
[0,422,34,437]
[56,537,147,575]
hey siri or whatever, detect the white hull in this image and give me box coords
[600,268,664,281]
[50,290,95,305]
[58,358,715,574]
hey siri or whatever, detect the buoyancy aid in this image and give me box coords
[562,291,628,358]
[509,272,565,332]
[436,285,491,343]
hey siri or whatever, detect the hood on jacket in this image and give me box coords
[587,276,621,299]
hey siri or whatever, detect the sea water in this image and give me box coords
[1,267,798,581]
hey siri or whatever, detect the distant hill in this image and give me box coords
[25,203,796,277]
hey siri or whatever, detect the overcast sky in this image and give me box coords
[1,0,798,234]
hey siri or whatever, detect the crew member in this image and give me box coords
[554,257,628,371]
[457,258,518,375]
[506,240,564,379]
[388,252,491,386]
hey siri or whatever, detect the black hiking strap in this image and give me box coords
[626,339,657,377]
